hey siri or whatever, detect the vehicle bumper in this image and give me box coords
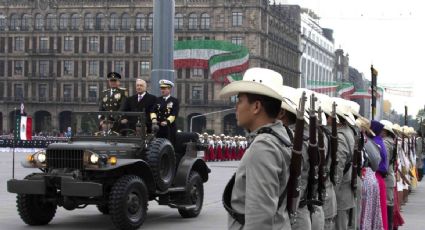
[7,176,103,197]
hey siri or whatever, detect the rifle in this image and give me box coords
[317,107,326,203]
[305,93,322,211]
[287,91,307,224]
[329,102,338,185]
[351,129,361,196]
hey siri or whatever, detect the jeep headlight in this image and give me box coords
[36,151,46,163]
[89,153,99,164]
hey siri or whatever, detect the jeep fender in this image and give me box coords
[173,157,210,187]
[88,159,155,194]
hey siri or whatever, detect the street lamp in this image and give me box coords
[189,108,235,133]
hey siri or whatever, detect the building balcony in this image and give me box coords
[1,97,98,105]
[27,73,56,79]
[185,99,235,107]
[27,49,58,55]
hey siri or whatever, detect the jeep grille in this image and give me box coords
[46,149,84,169]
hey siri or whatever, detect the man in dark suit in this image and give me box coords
[150,79,179,146]
[120,79,157,133]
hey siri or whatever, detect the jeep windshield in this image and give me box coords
[71,111,147,140]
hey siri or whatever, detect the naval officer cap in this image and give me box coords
[159,79,174,88]
[107,72,122,80]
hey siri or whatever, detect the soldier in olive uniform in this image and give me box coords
[99,72,128,112]
[150,79,179,146]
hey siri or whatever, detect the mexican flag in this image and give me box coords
[15,115,32,140]
[174,40,249,82]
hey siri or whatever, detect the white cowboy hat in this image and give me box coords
[296,88,327,126]
[316,94,340,124]
[355,116,375,136]
[280,86,309,124]
[380,120,395,135]
[392,123,403,136]
[332,97,356,126]
[219,67,285,101]
[347,100,361,117]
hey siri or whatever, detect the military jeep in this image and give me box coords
[7,111,209,230]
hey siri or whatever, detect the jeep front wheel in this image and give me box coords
[109,175,148,230]
[17,194,57,225]
[178,171,204,218]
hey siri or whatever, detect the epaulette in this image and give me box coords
[102,89,109,93]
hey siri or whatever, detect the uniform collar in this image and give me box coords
[163,95,170,101]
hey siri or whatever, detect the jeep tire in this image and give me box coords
[145,138,176,191]
[17,194,57,225]
[178,171,204,218]
[109,175,148,230]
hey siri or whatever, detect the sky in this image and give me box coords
[280,0,425,117]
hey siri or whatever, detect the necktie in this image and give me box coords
[138,94,142,102]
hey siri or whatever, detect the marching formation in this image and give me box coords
[219,67,422,230]
[198,133,247,161]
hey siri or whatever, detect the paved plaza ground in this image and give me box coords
[0,150,423,229]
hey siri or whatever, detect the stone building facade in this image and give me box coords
[0,0,301,135]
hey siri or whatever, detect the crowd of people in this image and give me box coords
[217,67,423,230]
[197,133,247,161]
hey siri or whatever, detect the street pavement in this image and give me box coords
[1,150,425,229]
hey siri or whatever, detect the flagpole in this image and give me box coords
[12,107,16,180]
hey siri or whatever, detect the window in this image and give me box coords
[14,84,23,99]
[63,84,72,102]
[200,13,210,30]
[39,84,47,101]
[84,13,94,30]
[14,60,23,75]
[188,13,197,30]
[136,13,145,30]
[64,36,73,51]
[88,85,98,102]
[110,13,119,30]
[63,60,73,75]
[71,14,79,30]
[147,13,153,30]
[191,68,203,77]
[231,37,243,45]
[175,13,183,30]
[232,12,243,27]
[88,61,98,75]
[39,37,49,51]
[121,13,130,30]
[45,14,56,30]
[35,14,43,30]
[140,36,151,52]
[114,61,124,75]
[140,61,150,75]
[59,14,69,30]
[95,13,103,30]
[115,36,124,52]
[39,60,49,77]
[88,36,98,52]
[191,85,203,100]
[0,15,5,31]
[10,14,20,31]
[14,37,24,51]
[21,14,30,30]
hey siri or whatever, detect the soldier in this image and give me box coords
[120,78,157,133]
[99,72,128,112]
[333,99,356,230]
[220,68,292,230]
[380,120,396,230]
[150,79,179,146]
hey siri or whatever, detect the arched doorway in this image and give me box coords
[34,111,52,134]
[223,113,244,136]
[187,113,206,133]
[8,110,21,134]
[59,111,72,134]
